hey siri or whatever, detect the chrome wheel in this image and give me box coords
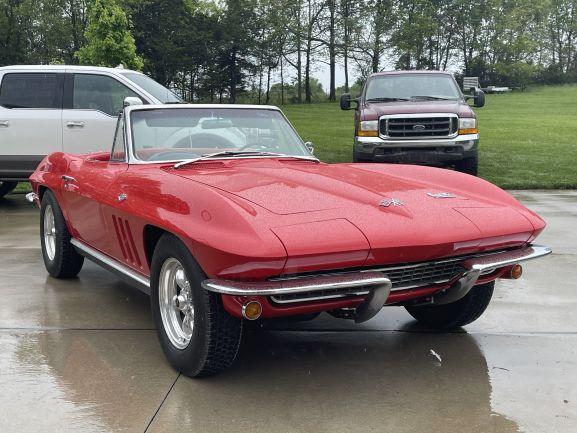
[158,258,194,349]
[43,204,56,261]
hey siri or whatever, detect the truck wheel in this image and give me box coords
[404,281,494,329]
[0,181,18,198]
[150,233,242,377]
[40,190,84,278]
[455,154,478,176]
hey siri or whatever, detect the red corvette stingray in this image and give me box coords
[29,102,550,377]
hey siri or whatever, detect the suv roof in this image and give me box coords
[0,65,143,75]
[370,70,453,77]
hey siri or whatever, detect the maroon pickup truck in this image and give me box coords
[340,70,485,175]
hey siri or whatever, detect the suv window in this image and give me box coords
[73,74,139,116]
[110,116,126,161]
[0,73,63,109]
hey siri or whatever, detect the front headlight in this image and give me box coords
[458,117,478,135]
[357,120,379,137]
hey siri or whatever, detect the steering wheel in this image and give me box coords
[237,142,270,152]
[171,133,235,149]
[147,151,200,162]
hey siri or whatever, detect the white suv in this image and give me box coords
[0,65,181,197]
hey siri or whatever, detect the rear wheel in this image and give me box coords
[405,281,494,329]
[150,234,242,377]
[40,190,84,278]
[0,181,18,198]
[454,153,478,176]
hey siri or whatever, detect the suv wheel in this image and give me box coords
[455,153,478,176]
[40,190,84,278]
[150,233,242,377]
[0,181,18,198]
[404,281,494,329]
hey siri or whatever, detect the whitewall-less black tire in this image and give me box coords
[150,234,242,377]
[40,190,84,278]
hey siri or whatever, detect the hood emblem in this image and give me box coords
[427,192,457,199]
[413,124,426,131]
[379,198,404,207]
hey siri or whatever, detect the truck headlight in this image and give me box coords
[358,120,379,137]
[458,118,478,135]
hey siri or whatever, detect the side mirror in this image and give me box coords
[473,90,485,108]
[124,96,144,108]
[304,141,315,154]
[340,93,359,111]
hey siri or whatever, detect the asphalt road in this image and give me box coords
[0,191,575,433]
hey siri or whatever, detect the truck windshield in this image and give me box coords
[121,72,183,103]
[129,107,311,162]
[365,74,460,101]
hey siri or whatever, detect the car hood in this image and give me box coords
[361,100,474,120]
[168,159,542,270]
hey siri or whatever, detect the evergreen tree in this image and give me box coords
[76,0,143,70]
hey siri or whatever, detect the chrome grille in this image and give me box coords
[381,115,457,139]
[270,258,465,304]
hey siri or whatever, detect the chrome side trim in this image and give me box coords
[201,271,391,297]
[70,238,151,293]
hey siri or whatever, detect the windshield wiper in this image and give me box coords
[409,95,455,101]
[174,150,319,169]
[366,97,411,102]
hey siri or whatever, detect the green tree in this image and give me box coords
[76,0,143,70]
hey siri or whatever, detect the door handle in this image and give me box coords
[0,120,9,127]
[66,121,85,128]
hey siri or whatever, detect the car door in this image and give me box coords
[59,117,128,253]
[0,71,64,176]
[62,72,143,155]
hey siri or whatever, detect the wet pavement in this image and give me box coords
[0,191,575,433]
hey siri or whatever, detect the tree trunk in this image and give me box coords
[230,45,237,103]
[328,0,336,101]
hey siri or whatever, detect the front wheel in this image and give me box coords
[454,153,478,176]
[0,181,18,198]
[150,234,242,377]
[405,281,494,329]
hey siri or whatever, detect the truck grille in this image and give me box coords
[270,258,466,304]
[381,115,457,139]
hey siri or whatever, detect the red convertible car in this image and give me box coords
[29,101,550,377]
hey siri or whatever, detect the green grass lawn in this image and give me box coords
[282,84,577,189]
[12,85,577,193]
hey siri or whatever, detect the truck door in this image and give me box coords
[0,72,64,178]
[62,73,143,155]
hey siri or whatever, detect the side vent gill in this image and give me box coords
[112,215,142,268]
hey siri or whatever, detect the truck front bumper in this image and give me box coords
[354,133,479,165]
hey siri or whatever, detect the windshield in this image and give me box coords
[365,74,461,101]
[130,108,310,162]
[121,72,182,103]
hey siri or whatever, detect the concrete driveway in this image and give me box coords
[0,191,575,433]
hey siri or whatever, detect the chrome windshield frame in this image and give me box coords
[123,104,314,165]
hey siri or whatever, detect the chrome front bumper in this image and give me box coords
[201,245,551,321]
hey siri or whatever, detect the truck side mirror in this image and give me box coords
[124,96,144,108]
[340,93,354,110]
[474,90,485,108]
[304,141,315,154]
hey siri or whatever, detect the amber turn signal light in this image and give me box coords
[242,301,262,320]
[509,264,523,279]
[458,128,479,135]
[357,130,379,137]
